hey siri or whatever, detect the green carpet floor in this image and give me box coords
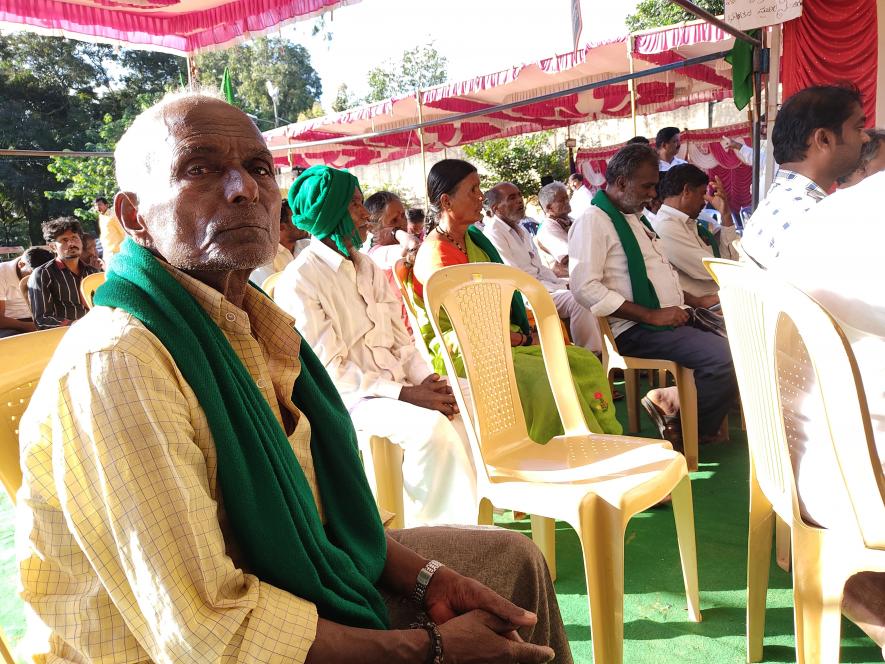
[0,393,882,662]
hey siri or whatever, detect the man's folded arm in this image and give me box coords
[54,347,318,663]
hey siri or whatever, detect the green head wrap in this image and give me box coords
[288,164,363,256]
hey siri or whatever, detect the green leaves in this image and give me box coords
[365,44,448,103]
[625,0,725,32]
[463,132,571,198]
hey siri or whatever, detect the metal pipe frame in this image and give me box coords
[667,0,762,46]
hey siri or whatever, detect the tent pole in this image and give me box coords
[186,55,193,88]
[763,24,782,196]
[416,90,429,210]
[628,36,638,136]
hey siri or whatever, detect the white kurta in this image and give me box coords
[651,204,740,297]
[275,238,477,527]
[569,204,685,339]
[483,216,601,353]
[769,171,885,528]
[569,184,595,219]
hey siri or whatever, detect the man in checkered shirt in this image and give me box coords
[742,85,869,267]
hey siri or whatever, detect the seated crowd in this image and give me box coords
[6,81,885,661]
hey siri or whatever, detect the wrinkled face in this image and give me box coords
[349,187,371,244]
[832,103,871,179]
[545,188,571,219]
[616,161,660,214]
[442,171,484,225]
[492,183,525,224]
[129,98,280,272]
[379,198,407,233]
[52,229,82,260]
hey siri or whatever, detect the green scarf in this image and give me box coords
[591,190,671,331]
[289,165,363,256]
[94,239,388,629]
[695,221,720,258]
[466,225,531,336]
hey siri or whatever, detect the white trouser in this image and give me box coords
[550,289,602,354]
[349,383,477,528]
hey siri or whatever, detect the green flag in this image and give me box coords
[221,67,235,105]
[725,30,760,111]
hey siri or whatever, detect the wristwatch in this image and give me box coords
[411,559,444,608]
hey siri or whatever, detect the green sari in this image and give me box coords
[408,228,622,443]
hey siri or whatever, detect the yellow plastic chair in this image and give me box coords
[424,263,701,664]
[708,257,885,663]
[260,271,283,300]
[80,271,106,309]
[597,316,700,470]
[0,326,67,664]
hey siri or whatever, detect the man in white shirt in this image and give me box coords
[569,143,737,442]
[567,173,594,219]
[652,164,739,298]
[250,201,310,286]
[275,180,477,528]
[742,84,870,267]
[764,170,885,653]
[655,127,688,172]
[483,181,602,354]
[0,247,53,337]
[535,181,572,279]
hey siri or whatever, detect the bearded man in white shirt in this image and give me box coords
[567,172,594,219]
[569,143,737,444]
[275,167,477,528]
[652,164,739,298]
[483,181,602,354]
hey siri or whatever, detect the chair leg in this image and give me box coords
[370,436,405,530]
[477,497,494,526]
[0,628,14,664]
[792,528,845,664]
[578,497,626,664]
[670,475,701,622]
[776,515,792,573]
[530,515,557,582]
[625,369,640,433]
[747,463,775,663]
[676,367,699,471]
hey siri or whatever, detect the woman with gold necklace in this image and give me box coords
[408,158,621,442]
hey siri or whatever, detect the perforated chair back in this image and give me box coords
[80,271,106,309]
[0,327,67,503]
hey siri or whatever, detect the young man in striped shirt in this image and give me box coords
[28,216,100,329]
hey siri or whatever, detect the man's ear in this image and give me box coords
[811,127,834,153]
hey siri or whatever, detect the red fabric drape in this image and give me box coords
[782,0,878,124]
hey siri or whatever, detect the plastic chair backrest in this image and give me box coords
[261,272,283,300]
[596,315,627,373]
[80,271,106,309]
[424,263,591,475]
[0,327,67,503]
[707,258,885,546]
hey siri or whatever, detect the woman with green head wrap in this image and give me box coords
[288,164,366,255]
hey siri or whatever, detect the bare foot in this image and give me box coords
[843,572,885,648]
[645,386,681,418]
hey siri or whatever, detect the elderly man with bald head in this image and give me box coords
[16,92,569,664]
[482,181,602,353]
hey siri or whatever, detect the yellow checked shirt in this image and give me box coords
[17,265,321,663]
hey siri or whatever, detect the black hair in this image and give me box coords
[540,174,554,186]
[657,163,710,199]
[655,127,680,148]
[568,173,584,183]
[425,159,478,232]
[81,232,96,242]
[20,246,54,270]
[772,84,864,164]
[94,196,109,205]
[41,216,83,243]
[364,191,402,223]
[280,199,292,224]
[406,208,425,223]
[627,135,650,145]
[605,144,660,185]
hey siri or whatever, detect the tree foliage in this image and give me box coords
[462,132,571,196]
[195,38,322,129]
[331,83,359,113]
[365,44,448,103]
[625,0,724,32]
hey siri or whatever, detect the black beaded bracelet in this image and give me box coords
[411,617,444,664]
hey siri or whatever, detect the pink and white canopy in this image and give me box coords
[265,21,737,170]
[0,0,357,54]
